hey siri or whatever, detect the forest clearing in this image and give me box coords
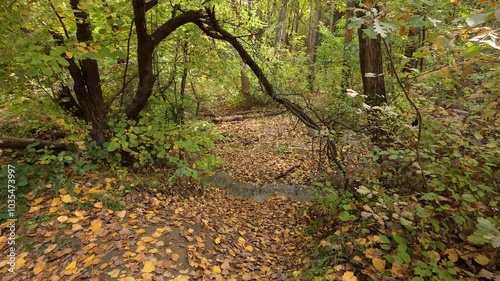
[0,0,499,280]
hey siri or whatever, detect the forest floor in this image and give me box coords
[0,114,321,280]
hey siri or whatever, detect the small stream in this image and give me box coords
[205,171,316,202]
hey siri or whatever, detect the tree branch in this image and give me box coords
[151,10,205,47]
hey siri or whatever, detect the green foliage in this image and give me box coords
[106,112,223,181]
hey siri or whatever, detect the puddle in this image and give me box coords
[205,171,316,202]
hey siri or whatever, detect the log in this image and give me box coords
[0,137,72,151]
[275,162,301,179]
[211,110,286,123]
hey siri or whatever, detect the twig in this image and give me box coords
[383,38,428,192]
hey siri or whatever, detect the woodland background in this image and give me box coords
[0,0,499,280]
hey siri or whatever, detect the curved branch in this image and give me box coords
[382,38,428,191]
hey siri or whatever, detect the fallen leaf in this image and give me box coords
[342,271,358,281]
[444,248,459,262]
[474,253,489,266]
[107,268,120,278]
[142,261,155,273]
[61,194,73,203]
[245,245,254,252]
[90,219,102,232]
[44,244,57,254]
[33,260,46,274]
[372,257,386,272]
[171,253,180,262]
[391,262,405,278]
[212,265,222,274]
[116,210,127,218]
[57,216,68,223]
[215,236,222,244]
[62,261,77,275]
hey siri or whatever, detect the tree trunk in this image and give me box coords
[307,0,321,91]
[341,0,355,91]
[358,24,386,107]
[68,0,108,146]
[275,0,288,46]
[126,3,205,120]
[179,39,189,124]
[290,0,300,39]
[240,63,252,109]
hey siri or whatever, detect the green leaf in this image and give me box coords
[107,141,120,152]
[339,211,351,221]
[380,235,391,244]
[393,235,406,245]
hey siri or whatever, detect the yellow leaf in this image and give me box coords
[173,275,189,281]
[33,197,45,205]
[166,248,172,254]
[51,197,61,206]
[82,254,95,267]
[239,230,246,236]
[444,248,459,262]
[474,254,489,266]
[342,271,358,281]
[238,237,246,245]
[135,245,146,253]
[171,253,180,262]
[173,143,179,150]
[391,262,405,278]
[107,268,120,278]
[60,194,73,203]
[212,265,222,274]
[124,277,136,281]
[90,219,102,232]
[33,260,46,274]
[116,210,127,218]
[215,236,222,244]
[67,217,80,223]
[62,261,77,275]
[57,216,68,223]
[372,257,386,272]
[94,202,103,208]
[142,236,155,243]
[28,205,42,213]
[245,245,253,252]
[142,261,155,273]
[14,253,27,270]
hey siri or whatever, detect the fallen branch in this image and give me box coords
[275,162,301,179]
[211,110,286,123]
[0,137,72,151]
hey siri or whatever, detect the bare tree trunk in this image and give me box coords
[179,39,189,124]
[341,0,355,92]
[275,0,288,46]
[358,24,386,107]
[291,0,300,37]
[307,0,321,91]
[240,63,252,109]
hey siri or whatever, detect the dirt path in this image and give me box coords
[1,115,315,280]
[213,114,320,186]
[1,182,309,280]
